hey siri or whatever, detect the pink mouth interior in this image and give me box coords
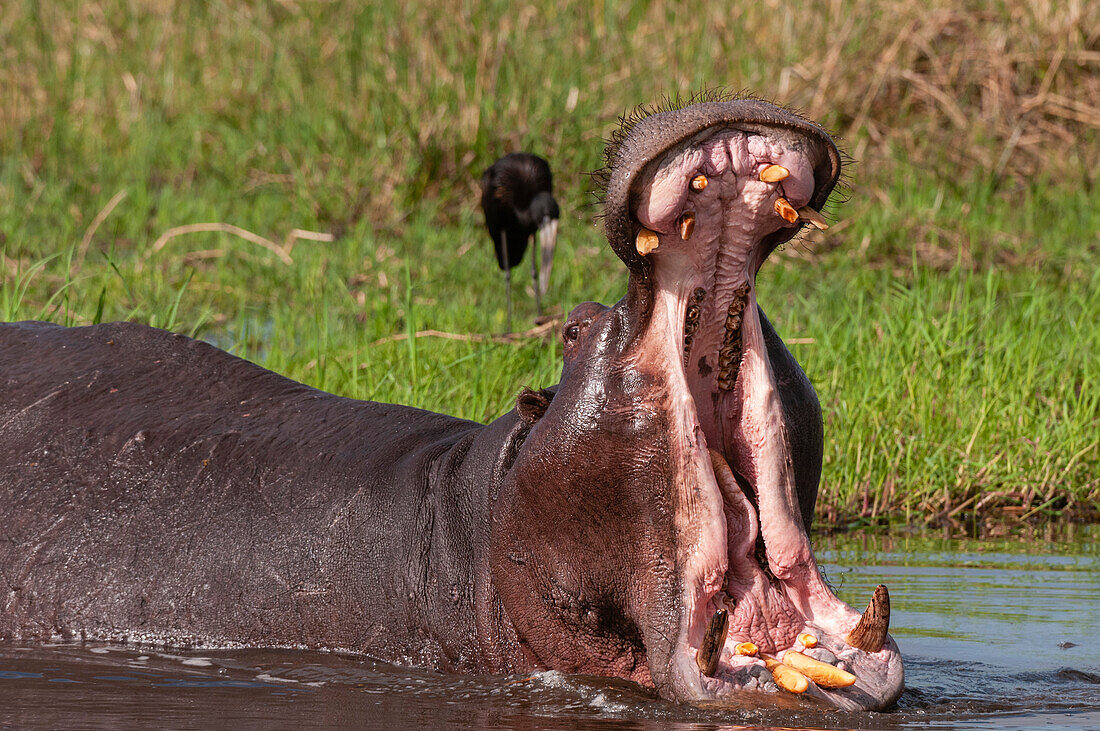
[631,128,902,708]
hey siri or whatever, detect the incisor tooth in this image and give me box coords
[635,228,660,256]
[760,164,790,183]
[690,174,708,191]
[782,650,857,688]
[679,212,695,241]
[695,608,729,677]
[797,206,829,230]
[763,655,809,694]
[774,197,799,223]
[798,632,818,648]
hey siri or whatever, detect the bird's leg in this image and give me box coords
[502,231,512,334]
[531,242,542,318]
[505,267,513,334]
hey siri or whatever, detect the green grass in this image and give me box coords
[2,0,1098,529]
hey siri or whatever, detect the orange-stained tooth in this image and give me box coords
[690,174,708,191]
[635,228,660,255]
[760,164,790,182]
[797,206,829,230]
[679,212,695,240]
[774,197,799,223]
[734,642,758,657]
[797,633,818,648]
[782,650,857,688]
[763,655,809,694]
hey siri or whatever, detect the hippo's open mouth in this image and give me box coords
[606,105,905,710]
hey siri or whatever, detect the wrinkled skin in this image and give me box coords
[0,97,903,710]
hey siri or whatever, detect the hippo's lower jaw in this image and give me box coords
[624,120,904,710]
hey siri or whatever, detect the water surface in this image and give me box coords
[3,529,1097,729]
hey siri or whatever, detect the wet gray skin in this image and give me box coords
[0,97,902,713]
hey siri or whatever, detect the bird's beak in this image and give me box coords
[537,217,558,298]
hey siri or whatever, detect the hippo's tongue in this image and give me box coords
[726,286,840,632]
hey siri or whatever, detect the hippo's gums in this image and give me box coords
[0,95,904,710]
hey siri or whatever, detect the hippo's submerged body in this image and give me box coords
[0,320,524,670]
[1,96,904,710]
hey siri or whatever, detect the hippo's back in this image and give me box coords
[0,321,492,663]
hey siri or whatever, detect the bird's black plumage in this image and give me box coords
[479,153,560,331]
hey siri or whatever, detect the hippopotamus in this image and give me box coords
[0,96,904,710]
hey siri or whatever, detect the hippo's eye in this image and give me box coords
[564,324,580,342]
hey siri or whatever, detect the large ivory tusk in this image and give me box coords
[695,608,729,676]
[845,584,891,653]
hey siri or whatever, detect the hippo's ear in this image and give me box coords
[516,386,555,426]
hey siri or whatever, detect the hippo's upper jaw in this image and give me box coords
[492,97,904,711]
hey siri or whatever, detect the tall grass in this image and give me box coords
[1,0,1097,528]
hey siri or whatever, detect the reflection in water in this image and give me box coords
[2,530,1098,730]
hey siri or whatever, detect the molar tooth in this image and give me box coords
[695,608,729,677]
[635,228,660,255]
[797,206,829,230]
[760,164,790,183]
[690,174,708,191]
[774,197,799,224]
[763,655,809,694]
[679,212,695,241]
[846,585,891,653]
[782,650,857,688]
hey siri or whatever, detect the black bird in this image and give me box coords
[479,152,559,332]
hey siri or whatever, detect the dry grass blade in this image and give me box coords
[370,320,559,347]
[74,189,127,274]
[150,223,296,265]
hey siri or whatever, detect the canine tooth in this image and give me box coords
[797,206,829,230]
[846,584,891,653]
[798,633,818,648]
[763,655,808,694]
[760,164,790,182]
[774,197,799,223]
[679,212,695,241]
[690,174,708,191]
[782,650,857,688]
[695,608,729,677]
[734,642,758,657]
[635,228,660,255]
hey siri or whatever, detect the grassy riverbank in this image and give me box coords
[2,1,1098,529]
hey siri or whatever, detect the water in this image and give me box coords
[3,529,1098,730]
